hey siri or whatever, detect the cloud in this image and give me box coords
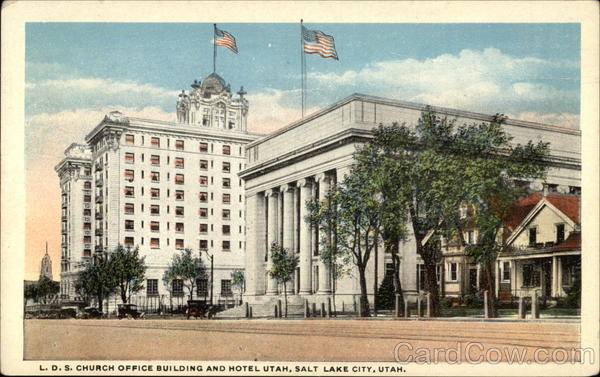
[26,75,179,115]
[308,47,579,127]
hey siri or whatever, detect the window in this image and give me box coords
[124,203,134,214]
[84,195,91,203]
[175,239,184,249]
[221,279,232,296]
[125,152,134,163]
[124,169,134,181]
[449,263,458,281]
[222,162,230,173]
[175,174,184,185]
[83,222,91,230]
[199,239,208,250]
[124,186,134,197]
[522,265,540,287]
[124,237,134,247]
[150,221,160,232]
[150,188,160,199]
[222,193,231,204]
[556,224,565,244]
[147,279,158,296]
[222,145,231,155]
[150,238,160,248]
[222,209,231,220]
[125,134,135,144]
[199,160,208,170]
[199,142,208,152]
[173,157,185,168]
[150,155,160,166]
[125,220,134,231]
[199,176,208,185]
[529,228,537,246]
[222,178,231,188]
[199,224,208,233]
[569,186,581,195]
[172,279,184,296]
[175,190,184,200]
[175,222,184,233]
[84,181,92,189]
[83,236,91,243]
[222,225,230,235]
[175,206,184,216]
[222,240,231,251]
[175,140,184,150]
[151,137,160,147]
[197,278,208,296]
[150,205,160,215]
[199,208,208,218]
[150,171,159,183]
[83,208,91,216]
[502,261,511,281]
[199,192,208,202]
[84,168,91,176]
[466,230,475,245]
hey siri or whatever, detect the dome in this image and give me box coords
[199,72,229,94]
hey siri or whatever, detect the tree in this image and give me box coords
[231,269,245,304]
[110,245,147,304]
[268,242,298,317]
[163,249,206,300]
[367,112,549,316]
[24,277,59,305]
[75,255,117,314]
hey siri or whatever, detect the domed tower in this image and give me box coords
[176,73,248,132]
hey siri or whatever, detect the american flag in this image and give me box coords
[302,26,338,60]
[215,27,238,54]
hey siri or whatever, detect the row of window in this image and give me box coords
[122,187,237,203]
[124,220,239,235]
[123,203,236,219]
[146,278,232,297]
[124,153,235,172]
[528,224,565,246]
[123,172,233,187]
[124,237,239,251]
[124,134,235,155]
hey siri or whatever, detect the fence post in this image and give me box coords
[426,293,431,318]
[417,295,422,318]
[277,300,282,318]
[484,290,489,318]
[274,305,278,318]
[518,296,525,319]
[342,302,345,314]
[321,302,326,317]
[394,294,401,318]
[327,298,332,318]
[353,295,357,314]
[244,302,249,318]
[304,299,309,318]
[311,302,317,318]
[531,291,539,319]
[249,306,253,319]
[404,298,409,318]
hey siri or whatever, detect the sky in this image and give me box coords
[24,22,580,280]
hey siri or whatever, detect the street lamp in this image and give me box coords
[201,250,214,306]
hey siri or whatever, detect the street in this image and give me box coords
[24,319,580,362]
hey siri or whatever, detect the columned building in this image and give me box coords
[56,73,261,305]
[240,94,581,308]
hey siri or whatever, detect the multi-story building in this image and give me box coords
[240,93,581,311]
[55,143,93,299]
[57,73,261,305]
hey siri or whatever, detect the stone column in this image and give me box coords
[265,189,279,295]
[494,260,500,297]
[244,193,265,296]
[315,173,332,294]
[510,260,517,297]
[557,257,563,297]
[298,178,313,295]
[280,184,295,294]
[551,256,558,297]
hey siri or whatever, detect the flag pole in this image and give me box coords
[300,19,305,117]
[213,24,217,73]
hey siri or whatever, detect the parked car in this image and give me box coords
[186,300,218,319]
[117,303,144,319]
[81,307,103,319]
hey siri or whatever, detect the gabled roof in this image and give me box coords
[503,193,580,232]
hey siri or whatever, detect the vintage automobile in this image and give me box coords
[117,303,144,319]
[80,307,103,319]
[186,300,218,319]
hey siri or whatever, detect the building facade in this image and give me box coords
[240,94,581,309]
[56,73,260,305]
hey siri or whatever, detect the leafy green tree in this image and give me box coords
[24,277,59,304]
[367,112,549,316]
[163,249,206,300]
[268,242,299,317]
[231,269,245,304]
[110,245,147,304]
[75,255,117,313]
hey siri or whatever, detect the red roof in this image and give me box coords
[552,231,581,251]
[503,193,580,232]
